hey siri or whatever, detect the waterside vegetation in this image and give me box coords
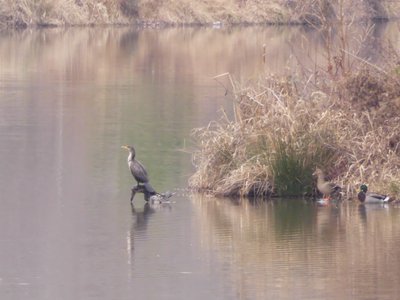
[189,25,400,199]
[0,0,398,28]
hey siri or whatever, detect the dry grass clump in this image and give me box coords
[0,0,130,27]
[0,0,291,27]
[189,70,400,199]
[340,67,400,120]
[137,0,400,25]
[0,0,399,28]
[136,0,289,25]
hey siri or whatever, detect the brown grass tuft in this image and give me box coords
[189,68,400,199]
[0,0,399,28]
[0,0,130,27]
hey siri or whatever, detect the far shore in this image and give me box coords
[0,0,399,29]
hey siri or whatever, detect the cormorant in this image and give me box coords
[121,145,156,195]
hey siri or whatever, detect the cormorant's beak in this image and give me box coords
[121,145,129,150]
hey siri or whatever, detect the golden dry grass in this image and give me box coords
[0,0,398,28]
[0,0,129,27]
[189,67,400,199]
[137,0,289,24]
[0,0,290,27]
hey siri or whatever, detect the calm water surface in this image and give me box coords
[1,25,400,300]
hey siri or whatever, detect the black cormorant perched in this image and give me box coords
[121,145,156,195]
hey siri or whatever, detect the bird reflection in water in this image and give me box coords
[358,204,368,224]
[131,196,172,230]
[127,199,172,265]
[131,202,157,232]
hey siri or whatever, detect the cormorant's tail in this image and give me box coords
[144,182,156,195]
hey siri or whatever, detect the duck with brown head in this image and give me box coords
[313,168,341,201]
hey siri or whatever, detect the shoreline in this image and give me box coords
[2,17,399,31]
[0,1,398,30]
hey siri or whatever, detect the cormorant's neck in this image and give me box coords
[127,151,135,162]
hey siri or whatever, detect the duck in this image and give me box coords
[313,168,341,200]
[357,184,390,203]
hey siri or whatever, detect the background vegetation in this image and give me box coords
[189,65,400,198]
[0,0,399,28]
[189,18,400,199]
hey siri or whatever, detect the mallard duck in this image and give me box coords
[357,184,390,203]
[313,168,341,200]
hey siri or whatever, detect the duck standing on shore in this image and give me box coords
[313,168,341,201]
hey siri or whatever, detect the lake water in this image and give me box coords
[1,25,400,300]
